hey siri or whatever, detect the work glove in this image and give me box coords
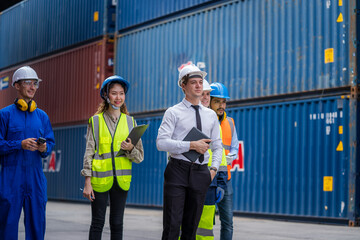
[226,154,236,165]
[215,187,225,203]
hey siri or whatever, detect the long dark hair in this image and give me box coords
[95,82,129,115]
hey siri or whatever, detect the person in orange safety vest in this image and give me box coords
[209,82,239,240]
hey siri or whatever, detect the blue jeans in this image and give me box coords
[217,179,233,240]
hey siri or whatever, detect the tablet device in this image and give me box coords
[182,127,210,162]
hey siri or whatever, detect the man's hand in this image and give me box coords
[190,139,211,154]
[21,138,39,151]
[210,168,217,181]
[38,142,47,153]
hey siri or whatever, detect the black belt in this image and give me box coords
[169,157,208,168]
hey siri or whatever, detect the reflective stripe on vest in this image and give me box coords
[208,125,227,169]
[91,113,134,192]
[92,169,132,178]
[196,205,215,240]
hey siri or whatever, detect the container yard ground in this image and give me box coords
[18,201,360,240]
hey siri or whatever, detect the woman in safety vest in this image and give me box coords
[81,75,144,239]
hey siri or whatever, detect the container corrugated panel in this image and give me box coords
[126,116,166,207]
[45,115,167,206]
[130,96,356,221]
[115,0,352,114]
[0,0,115,70]
[44,125,87,202]
[0,38,114,126]
[228,96,356,221]
[116,0,220,31]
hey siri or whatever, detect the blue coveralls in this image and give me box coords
[0,104,55,240]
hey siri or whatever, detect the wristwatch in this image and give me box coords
[210,167,217,173]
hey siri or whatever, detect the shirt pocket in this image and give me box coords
[6,126,23,140]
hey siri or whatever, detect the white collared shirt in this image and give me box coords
[156,98,223,169]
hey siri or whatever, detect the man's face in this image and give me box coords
[210,97,226,116]
[200,90,211,107]
[15,79,38,100]
[182,77,203,99]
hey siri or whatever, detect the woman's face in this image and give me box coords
[108,83,125,108]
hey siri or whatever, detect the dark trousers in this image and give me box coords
[162,158,212,240]
[89,181,128,240]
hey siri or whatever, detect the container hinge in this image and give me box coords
[351,86,359,99]
[354,40,360,46]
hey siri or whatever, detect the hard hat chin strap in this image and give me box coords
[106,97,119,110]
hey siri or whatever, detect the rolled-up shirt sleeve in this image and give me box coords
[81,124,95,177]
[229,124,239,159]
[125,138,144,163]
[156,108,190,154]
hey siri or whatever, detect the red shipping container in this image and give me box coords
[0,37,114,127]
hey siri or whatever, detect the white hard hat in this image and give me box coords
[203,79,212,91]
[12,66,42,87]
[178,64,207,87]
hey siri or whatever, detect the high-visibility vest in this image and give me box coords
[208,126,227,172]
[90,112,134,192]
[220,112,235,180]
[194,127,225,240]
[196,205,216,240]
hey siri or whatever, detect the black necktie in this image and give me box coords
[191,105,204,163]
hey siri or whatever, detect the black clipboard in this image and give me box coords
[182,127,210,162]
[116,124,149,156]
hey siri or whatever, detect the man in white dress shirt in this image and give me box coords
[157,64,223,240]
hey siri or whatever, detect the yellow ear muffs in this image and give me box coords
[14,98,37,112]
[28,100,37,112]
[14,98,28,111]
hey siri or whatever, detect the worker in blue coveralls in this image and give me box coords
[0,66,55,240]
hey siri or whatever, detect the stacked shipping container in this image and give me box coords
[116,0,352,113]
[113,0,359,225]
[0,0,358,226]
[0,0,116,70]
[0,0,117,206]
[0,38,114,125]
[41,95,359,224]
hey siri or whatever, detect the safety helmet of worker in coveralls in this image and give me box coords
[12,66,42,87]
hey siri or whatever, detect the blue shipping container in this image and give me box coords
[116,0,221,31]
[228,96,357,223]
[44,95,359,224]
[116,0,355,114]
[0,0,115,70]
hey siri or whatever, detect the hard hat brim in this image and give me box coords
[100,76,130,100]
[178,70,207,88]
[210,94,230,99]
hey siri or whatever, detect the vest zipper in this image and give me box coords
[106,114,121,178]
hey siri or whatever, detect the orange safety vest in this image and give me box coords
[220,112,235,180]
